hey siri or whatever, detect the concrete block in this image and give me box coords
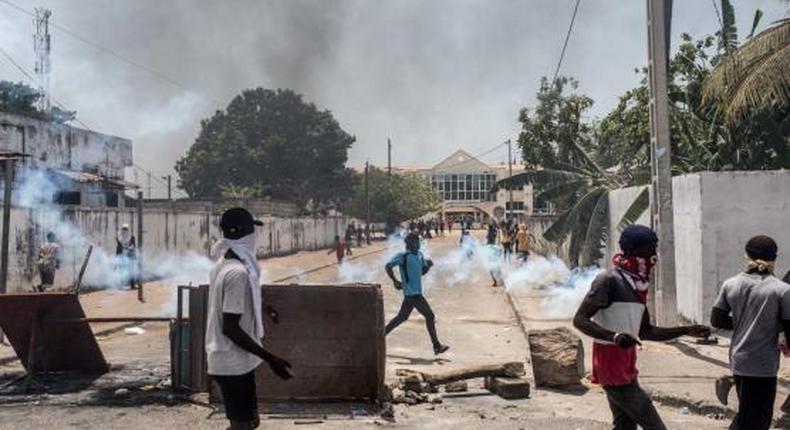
[484,376,531,400]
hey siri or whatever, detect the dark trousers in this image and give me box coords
[603,381,666,430]
[730,375,776,430]
[386,295,441,348]
[212,371,259,424]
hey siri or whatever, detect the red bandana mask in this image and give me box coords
[612,253,656,289]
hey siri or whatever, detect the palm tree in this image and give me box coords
[494,143,649,267]
[703,17,790,125]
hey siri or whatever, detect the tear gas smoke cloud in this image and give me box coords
[16,168,215,315]
[333,229,601,319]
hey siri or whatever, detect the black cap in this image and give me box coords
[220,207,263,239]
[619,224,658,256]
[745,235,778,262]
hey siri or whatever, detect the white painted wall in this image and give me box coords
[607,170,790,323]
[4,205,348,293]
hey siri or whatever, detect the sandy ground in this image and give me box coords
[0,232,729,429]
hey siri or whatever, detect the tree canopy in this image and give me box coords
[347,166,440,223]
[175,88,355,210]
[0,80,76,123]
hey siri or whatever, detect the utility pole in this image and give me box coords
[506,139,514,221]
[147,170,152,199]
[647,0,677,325]
[387,138,392,179]
[163,175,172,201]
[0,158,13,296]
[364,161,370,224]
[136,191,144,303]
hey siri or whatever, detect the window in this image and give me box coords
[106,192,119,207]
[505,201,525,211]
[54,191,81,205]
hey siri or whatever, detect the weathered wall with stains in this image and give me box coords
[0,112,132,179]
[4,205,349,292]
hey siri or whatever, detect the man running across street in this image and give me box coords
[711,235,790,430]
[384,232,450,355]
[573,224,710,430]
[206,207,293,430]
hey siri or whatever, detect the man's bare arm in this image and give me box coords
[222,313,292,379]
[639,309,710,341]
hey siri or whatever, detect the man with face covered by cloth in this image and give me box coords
[384,232,450,355]
[573,224,710,430]
[206,208,293,430]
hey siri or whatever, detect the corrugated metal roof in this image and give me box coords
[51,169,139,189]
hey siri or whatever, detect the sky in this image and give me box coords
[0,0,787,197]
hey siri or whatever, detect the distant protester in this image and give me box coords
[573,224,710,430]
[384,232,449,355]
[36,231,60,292]
[328,235,346,264]
[116,224,138,290]
[711,235,790,430]
[515,224,530,263]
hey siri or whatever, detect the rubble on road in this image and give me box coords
[390,362,527,404]
[444,381,468,393]
[528,327,584,387]
[484,376,531,400]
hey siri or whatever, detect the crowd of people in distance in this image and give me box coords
[329,222,376,264]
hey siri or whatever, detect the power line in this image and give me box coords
[0,43,188,198]
[0,0,215,102]
[552,0,582,83]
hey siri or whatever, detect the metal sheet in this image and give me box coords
[0,292,109,373]
[202,284,385,401]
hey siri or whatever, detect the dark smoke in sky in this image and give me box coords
[0,0,786,197]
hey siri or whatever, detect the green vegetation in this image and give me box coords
[175,88,355,211]
[347,166,440,223]
[500,2,788,266]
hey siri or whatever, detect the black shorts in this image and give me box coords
[212,371,258,423]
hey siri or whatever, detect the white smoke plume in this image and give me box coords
[15,168,214,314]
[332,228,601,319]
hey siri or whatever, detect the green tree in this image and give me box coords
[348,167,440,223]
[175,88,355,210]
[517,76,594,170]
[0,80,75,123]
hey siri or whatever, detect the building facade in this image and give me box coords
[391,150,535,224]
[0,112,135,207]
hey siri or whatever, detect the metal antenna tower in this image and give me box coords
[33,8,52,113]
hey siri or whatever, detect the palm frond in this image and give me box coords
[616,187,650,232]
[719,0,738,53]
[535,179,590,203]
[492,169,585,192]
[748,9,764,39]
[721,42,790,123]
[544,187,606,245]
[703,19,790,123]
[564,188,608,266]
[579,192,610,266]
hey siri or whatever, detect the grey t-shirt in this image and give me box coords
[713,272,790,377]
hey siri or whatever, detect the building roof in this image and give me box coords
[51,169,139,189]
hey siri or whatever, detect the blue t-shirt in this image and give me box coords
[387,251,428,296]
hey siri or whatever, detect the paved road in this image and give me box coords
[0,232,728,429]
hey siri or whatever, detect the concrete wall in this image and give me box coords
[607,170,790,323]
[0,112,132,179]
[4,205,348,293]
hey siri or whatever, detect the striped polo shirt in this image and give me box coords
[585,268,647,386]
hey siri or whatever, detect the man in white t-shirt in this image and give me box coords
[206,207,292,430]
